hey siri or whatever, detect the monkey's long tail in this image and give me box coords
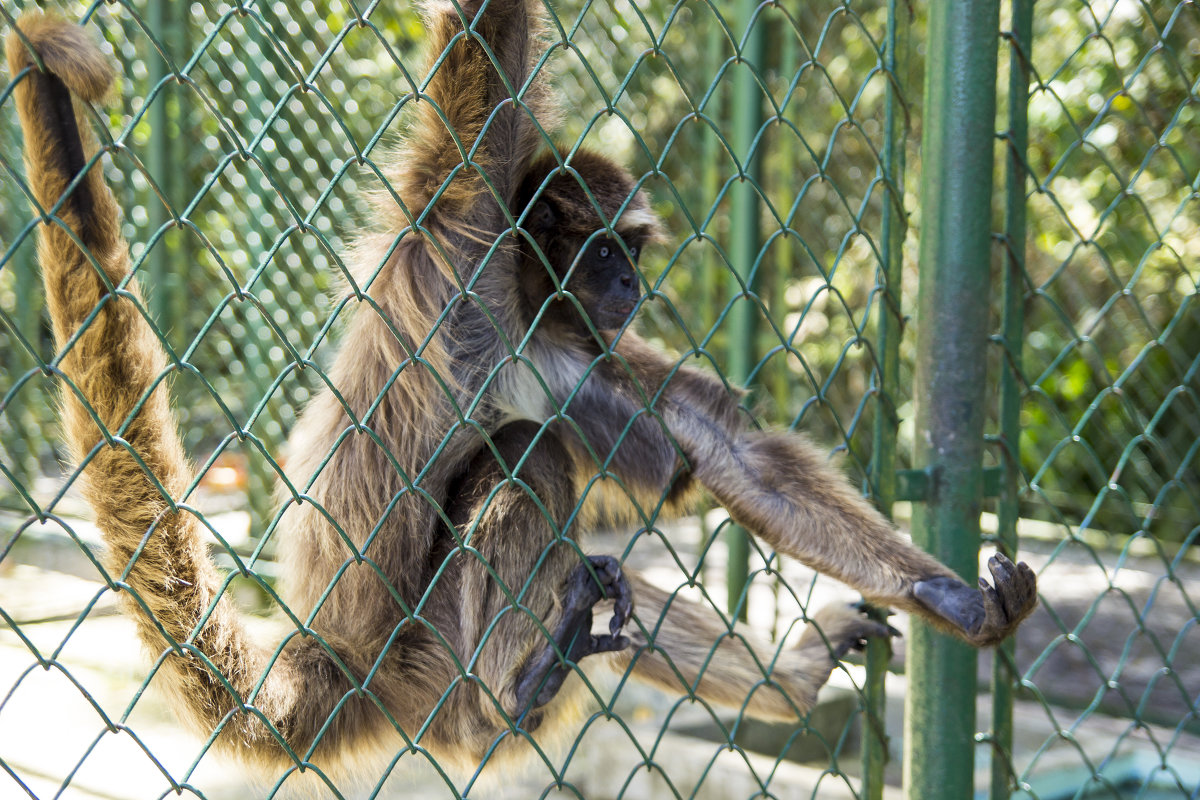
[5,13,372,768]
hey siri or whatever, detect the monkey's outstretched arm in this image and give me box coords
[604,335,1036,647]
[673,417,1037,646]
[5,13,454,767]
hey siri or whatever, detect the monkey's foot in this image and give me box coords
[913,553,1038,647]
[514,555,633,716]
[799,603,900,662]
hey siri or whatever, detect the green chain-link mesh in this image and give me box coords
[0,0,1195,798]
[988,2,1200,800]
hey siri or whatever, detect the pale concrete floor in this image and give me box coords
[1,509,1198,799]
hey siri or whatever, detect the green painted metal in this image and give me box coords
[904,0,1002,797]
[695,8,724,582]
[699,15,723,338]
[861,0,912,795]
[146,0,179,329]
[895,466,1004,502]
[723,0,765,622]
[990,0,1033,796]
[4,1,1198,798]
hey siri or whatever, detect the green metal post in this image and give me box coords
[10,252,42,484]
[700,15,723,339]
[770,24,796,413]
[862,0,911,795]
[991,0,1032,796]
[725,1,765,622]
[696,16,724,553]
[239,24,283,541]
[904,0,1000,798]
[147,0,176,329]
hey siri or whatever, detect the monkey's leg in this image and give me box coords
[610,574,894,721]
[443,422,632,727]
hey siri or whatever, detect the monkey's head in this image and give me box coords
[517,149,661,332]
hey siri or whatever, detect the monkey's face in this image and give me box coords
[567,234,642,331]
[525,198,645,332]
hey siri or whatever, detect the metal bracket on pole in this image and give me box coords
[895,466,1005,503]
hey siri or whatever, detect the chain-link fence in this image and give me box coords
[988,1,1200,799]
[0,0,1196,798]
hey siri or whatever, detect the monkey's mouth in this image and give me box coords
[605,303,638,323]
[592,304,638,331]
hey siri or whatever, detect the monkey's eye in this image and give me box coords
[598,245,611,258]
[629,246,639,259]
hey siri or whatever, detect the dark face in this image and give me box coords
[524,199,644,332]
[567,234,642,331]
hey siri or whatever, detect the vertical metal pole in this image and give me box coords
[240,23,280,541]
[147,0,174,329]
[992,0,1032,797]
[725,1,765,622]
[10,252,42,483]
[862,0,911,796]
[701,16,723,340]
[697,15,724,553]
[904,0,1000,797]
[770,25,796,412]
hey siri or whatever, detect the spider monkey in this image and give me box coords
[6,0,1036,777]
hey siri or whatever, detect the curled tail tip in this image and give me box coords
[6,12,114,103]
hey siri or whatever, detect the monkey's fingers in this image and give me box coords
[833,617,899,660]
[589,633,631,654]
[988,553,1038,622]
[606,571,633,637]
[800,603,900,662]
[851,600,896,618]
[977,575,1004,619]
[610,598,632,637]
[584,554,633,636]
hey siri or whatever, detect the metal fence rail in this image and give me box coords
[0,1,1196,799]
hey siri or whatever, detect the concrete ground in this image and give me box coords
[1,507,1197,799]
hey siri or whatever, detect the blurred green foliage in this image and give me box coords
[0,0,909,526]
[1,3,1197,799]
[1008,1,1199,540]
[1,0,1196,551]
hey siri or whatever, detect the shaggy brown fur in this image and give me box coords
[6,0,1036,777]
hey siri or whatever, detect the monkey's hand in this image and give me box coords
[514,555,633,716]
[912,553,1037,647]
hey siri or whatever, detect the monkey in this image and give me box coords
[4,0,1037,779]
